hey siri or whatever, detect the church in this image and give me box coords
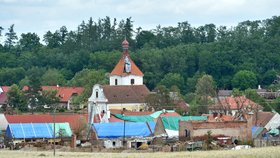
[88,39,150,123]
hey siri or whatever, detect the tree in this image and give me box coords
[19,32,41,51]
[0,26,3,44]
[232,70,257,90]
[7,84,27,112]
[5,24,18,48]
[41,89,60,110]
[159,73,184,91]
[26,67,44,113]
[41,69,66,86]
[244,89,269,111]
[43,31,61,48]
[68,69,107,104]
[261,69,277,86]
[195,75,216,114]
[145,85,175,111]
[0,67,25,85]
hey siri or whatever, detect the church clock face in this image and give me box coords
[124,56,131,73]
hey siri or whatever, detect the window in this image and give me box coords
[115,79,118,85]
[95,91,98,98]
[112,141,116,146]
[131,79,135,85]
[185,129,188,137]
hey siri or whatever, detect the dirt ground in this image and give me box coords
[0,146,280,158]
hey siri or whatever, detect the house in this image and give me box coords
[23,86,84,109]
[91,122,155,148]
[154,116,208,138]
[0,114,9,131]
[88,40,150,124]
[0,86,10,107]
[41,86,84,109]
[178,116,253,142]
[254,111,280,130]
[217,87,280,101]
[209,96,263,116]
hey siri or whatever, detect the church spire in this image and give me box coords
[122,38,129,54]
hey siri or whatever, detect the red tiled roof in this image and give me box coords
[203,114,233,122]
[210,96,264,110]
[42,86,84,103]
[23,86,84,103]
[103,85,150,104]
[254,112,275,127]
[5,113,88,131]
[0,86,9,105]
[1,86,10,92]
[110,54,143,76]
[0,93,8,105]
[109,115,124,122]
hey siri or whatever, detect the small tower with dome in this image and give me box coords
[109,39,144,86]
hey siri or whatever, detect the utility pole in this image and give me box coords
[123,119,126,149]
[53,107,56,156]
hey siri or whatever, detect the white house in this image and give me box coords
[88,39,150,124]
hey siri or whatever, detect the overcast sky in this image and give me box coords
[1,0,280,40]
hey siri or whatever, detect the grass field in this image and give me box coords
[0,146,280,158]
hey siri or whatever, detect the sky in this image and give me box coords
[1,0,280,41]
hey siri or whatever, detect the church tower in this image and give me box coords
[109,39,144,86]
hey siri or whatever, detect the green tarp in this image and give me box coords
[268,129,279,135]
[113,114,155,122]
[49,122,72,137]
[150,110,175,118]
[112,110,176,122]
[162,116,208,130]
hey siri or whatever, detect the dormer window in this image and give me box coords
[131,79,135,85]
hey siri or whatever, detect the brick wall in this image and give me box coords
[179,116,252,141]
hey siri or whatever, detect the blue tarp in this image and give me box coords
[252,126,264,139]
[93,122,156,138]
[6,123,72,139]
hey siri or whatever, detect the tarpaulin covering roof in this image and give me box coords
[49,123,72,137]
[150,110,176,118]
[92,122,155,138]
[111,110,180,122]
[112,114,155,122]
[162,116,208,131]
[252,126,264,139]
[5,114,88,131]
[6,123,72,139]
[268,129,279,135]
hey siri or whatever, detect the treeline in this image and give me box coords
[1,16,280,98]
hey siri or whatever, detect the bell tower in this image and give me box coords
[109,39,143,86]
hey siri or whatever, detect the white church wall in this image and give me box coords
[108,103,146,111]
[110,75,143,86]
